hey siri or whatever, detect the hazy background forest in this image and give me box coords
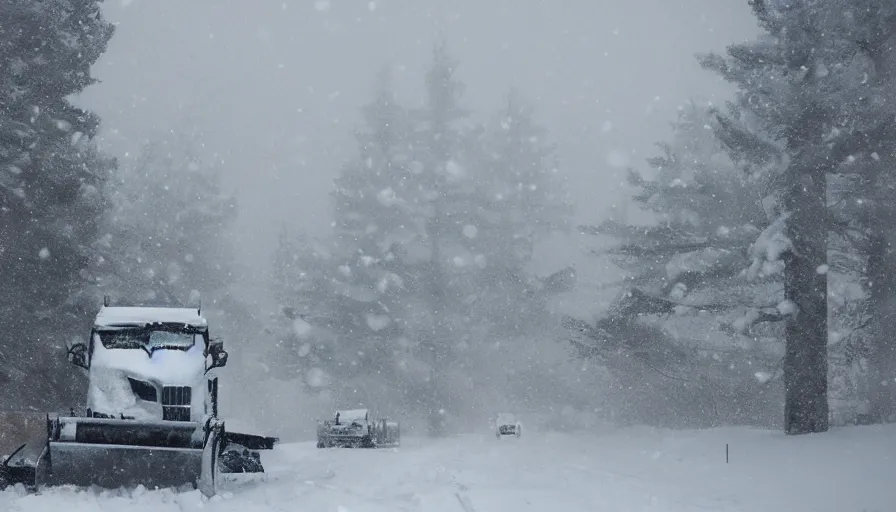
[83,0,762,439]
[4,0,894,442]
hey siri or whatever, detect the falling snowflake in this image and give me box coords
[445,160,466,179]
[754,371,773,384]
[293,318,313,338]
[777,300,798,316]
[305,367,328,388]
[606,150,629,168]
[462,225,478,238]
[365,313,391,332]
[38,248,50,260]
[377,187,401,207]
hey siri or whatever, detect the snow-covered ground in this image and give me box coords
[2,424,893,512]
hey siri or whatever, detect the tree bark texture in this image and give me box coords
[783,168,830,435]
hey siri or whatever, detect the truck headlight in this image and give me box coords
[128,378,158,402]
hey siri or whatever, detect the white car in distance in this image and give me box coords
[495,412,522,439]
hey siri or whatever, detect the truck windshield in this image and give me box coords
[98,329,199,351]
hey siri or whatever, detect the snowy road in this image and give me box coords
[2,425,893,512]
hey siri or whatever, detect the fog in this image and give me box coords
[70,0,761,439]
[80,0,757,271]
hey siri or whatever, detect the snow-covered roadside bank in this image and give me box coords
[2,424,893,512]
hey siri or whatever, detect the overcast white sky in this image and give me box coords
[77,0,759,282]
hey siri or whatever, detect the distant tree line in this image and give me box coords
[268,43,574,435]
[6,0,895,437]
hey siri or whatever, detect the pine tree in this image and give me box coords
[286,48,574,431]
[461,89,573,334]
[0,0,115,410]
[697,0,896,433]
[569,102,783,427]
[280,64,437,414]
[593,103,771,320]
[270,228,321,312]
[266,227,343,387]
[699,8,828,435]
[407,42,484,434]
[821,2,896,424]
[89,127,257,403]
[404,47,575,431]
[92,127,237,307]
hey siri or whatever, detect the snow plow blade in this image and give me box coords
[0,411,48,456]
[225,431,278,451]
[41,417,206,491]
[2,415,224,496]
[317,433,375,448]
[45,440,203,490]
[0,411,52,488]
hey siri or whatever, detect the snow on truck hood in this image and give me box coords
[87,338,206,421]
[337,409,369,422]
[94,306,208,329]
[90,334,206,386]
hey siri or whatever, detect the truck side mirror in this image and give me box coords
[67,343,89,370]
[206,339,228,371]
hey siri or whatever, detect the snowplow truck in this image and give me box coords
[316,409,400,448]
[0,302,278,497]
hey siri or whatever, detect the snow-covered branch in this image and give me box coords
[611,288,735,319]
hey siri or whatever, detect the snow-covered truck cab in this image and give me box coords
[0,301,276,497]
[67,305,228,423]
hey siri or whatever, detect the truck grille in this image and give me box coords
[161,386,192,422]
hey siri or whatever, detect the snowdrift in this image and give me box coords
[2,424,892,512]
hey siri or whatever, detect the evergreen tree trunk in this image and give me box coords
[782,159,829,435]
[424,209,448,436]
